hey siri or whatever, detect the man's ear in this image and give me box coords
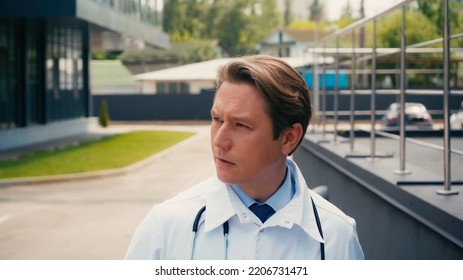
[281,123,303,155]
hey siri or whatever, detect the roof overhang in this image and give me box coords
[135,57,321,82]
[0,0,169,50]
[77,0,169,49]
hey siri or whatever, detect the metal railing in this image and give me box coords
[306,0,461,195]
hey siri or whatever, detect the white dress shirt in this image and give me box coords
[125,159,364,260]
[230,163,294,212]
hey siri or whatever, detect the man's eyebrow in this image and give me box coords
[209,109,254,123]
[232,114,255,124]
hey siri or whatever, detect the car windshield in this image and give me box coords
[390,103,426,113]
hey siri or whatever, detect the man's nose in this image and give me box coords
[212,124,232,151]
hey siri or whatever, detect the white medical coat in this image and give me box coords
[125,159,364,260]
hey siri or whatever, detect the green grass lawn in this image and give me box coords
[0,130,194,180]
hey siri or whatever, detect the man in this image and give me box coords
[125,55,364,260]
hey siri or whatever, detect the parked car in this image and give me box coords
[382,102,433,128]
[450,101,463,130]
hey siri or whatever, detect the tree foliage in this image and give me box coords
[118,40,219,65]
[158,0,463,60]
[162,0,280,56]
[340,0,354,19]
[376,9,440,48]
[309,0,324,21]
[417,0,462,35]
[98,99,110,128]
[417,0,463,47]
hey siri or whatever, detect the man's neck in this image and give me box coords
[239,159,287,202]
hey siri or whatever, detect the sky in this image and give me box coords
[324,0,404,20]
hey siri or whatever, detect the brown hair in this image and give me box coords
[216,55,312,153]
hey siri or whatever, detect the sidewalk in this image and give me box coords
[0,122,215,259]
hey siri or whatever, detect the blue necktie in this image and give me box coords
[249,203,275,223]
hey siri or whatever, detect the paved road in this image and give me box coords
[0,124,215,260]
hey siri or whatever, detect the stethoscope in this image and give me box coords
[191,197,325,260]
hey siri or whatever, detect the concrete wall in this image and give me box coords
[293,135,463,259]
[0,118,98,151]
[316,92,463,117]
[93,93,214,121]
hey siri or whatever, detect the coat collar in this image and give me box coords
[202,159,325,243]
[202,177,236,232]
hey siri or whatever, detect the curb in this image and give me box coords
[0,131,203,188]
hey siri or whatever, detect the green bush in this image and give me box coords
[99,99,110,128]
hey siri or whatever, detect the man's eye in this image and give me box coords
[235,123,248,129]
[212,117,223,123]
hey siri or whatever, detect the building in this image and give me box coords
[0,0,169,150]
[135,57,318,95]
[258,27,331,58]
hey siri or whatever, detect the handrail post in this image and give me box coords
[313,20,320,131]
[333,37,339,144]
[394,6,411,175]
[438,0,458,195]
[368,19,378,162]
[322,43,327,138]
[350,30,356,152]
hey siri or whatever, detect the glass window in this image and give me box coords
[45,18,86,121]
[0,20,17,129]
[180,82,189,93]
[25,19,43,125]
[168,82,177,94]
[156,82,166,94]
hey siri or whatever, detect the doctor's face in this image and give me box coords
[210,81,287,189]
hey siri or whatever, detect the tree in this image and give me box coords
[214,0,247,54]
[309,0,324,21]
[284,0,292,27]
[98,99,110,128]
[247,0,280,52]
[417,0,461,34]
[162,0,280,56]
[340,0,354,19]
[377,9,439,48]
[416,0,463,46]
[118,40,219,65]
[162,0,191,41]
[376,9,441,87]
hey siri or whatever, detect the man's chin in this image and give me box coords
[216,172,238,185]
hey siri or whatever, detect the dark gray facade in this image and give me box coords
[0,0,168,150]
[0,17,90,129]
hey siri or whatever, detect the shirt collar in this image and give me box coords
[229,165,295,212]
[283,159,325,243]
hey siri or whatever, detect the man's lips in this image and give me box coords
[215,157,235,166]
